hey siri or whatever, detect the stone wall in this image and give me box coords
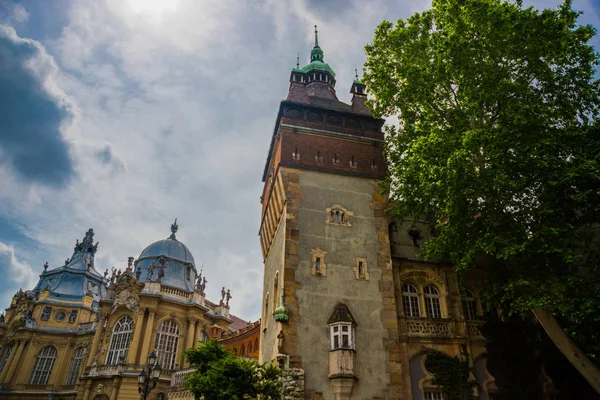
[280,368,305,400]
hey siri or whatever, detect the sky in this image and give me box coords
[0,0,598,321]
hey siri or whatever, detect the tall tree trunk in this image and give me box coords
[532,306,600,393]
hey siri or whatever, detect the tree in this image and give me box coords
[183,340,281,400]
[364,0,600,391]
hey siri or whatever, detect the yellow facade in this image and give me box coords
[0,226,238,400]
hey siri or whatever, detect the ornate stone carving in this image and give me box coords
[406,318,453,336]
[399,270,445,288]
[111,272,144,313]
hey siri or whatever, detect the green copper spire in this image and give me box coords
[353,66,362,84]
[273,286,289,323]
[310,25,324,62]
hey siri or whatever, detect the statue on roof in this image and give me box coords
[225,289,232,308]
[157,258,165,283]
[170,218,178,239]
[127,257,134,272]
[43,262,48,271]
[135,265,142,280]
[220,287,226,306]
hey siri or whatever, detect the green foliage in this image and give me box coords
[364,0,600,357]
[424,348,477,400]
[183,340,281,400]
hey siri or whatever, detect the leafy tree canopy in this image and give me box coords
[425,347,478,400]
[183,340,281,400]
[364,0,600,356]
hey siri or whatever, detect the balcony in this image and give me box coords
[466,320,485,338]
[403,317,455,338]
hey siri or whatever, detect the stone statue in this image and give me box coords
[127,256,134,272]
[157,260,165,283]
[135,266,142,280]
[201,277,207,295]
[0,313,5,323]
[103,269,108,280]
[147,263,157,281]
[220,287,226,306]
[110,267,117,285]
[194,273,202,291]
[225,289,232,307]
[43,262,49,271]
[64,258,70,266]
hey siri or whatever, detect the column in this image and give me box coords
[183,318,197,368]
[3,340,26,387]
[110,378,120,400]
[139,311,155,363]
[0,341,19,383]
[87,320,103,367]
[51,346,70,391]
[82,381,92,400]
[127,312,146,365]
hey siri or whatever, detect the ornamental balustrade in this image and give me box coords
[466,320,485,338]
[405,318,454,337]
[170,367,194,388]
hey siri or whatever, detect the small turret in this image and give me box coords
[351,67,369,115]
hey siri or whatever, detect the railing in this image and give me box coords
[466,320,485,338]
[161,285,191,301]
[405,318,454,337]
[23,384,51,390]
[88,364,124,377]
[170,368,195,388]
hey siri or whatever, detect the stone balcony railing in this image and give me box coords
[77,321,98,331]
[170,367,194,389]
[405,317,455,337]
[87,363,124,377]
[466,320,485,338]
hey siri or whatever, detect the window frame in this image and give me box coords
[106,315,134,365]
[424,285,442,319]
[329,322,355,350]
[154,319,180,370]
[65,346,85,385]
[29,346,56,386]
[0,345,12,374]
[462,289,479,320]
[402,284,421,317]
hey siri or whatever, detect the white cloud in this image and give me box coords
[2,0,594,321]
[0,242,38,308]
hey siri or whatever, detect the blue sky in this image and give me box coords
[0,0,598,320]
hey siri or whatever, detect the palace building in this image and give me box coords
[0,221,246,400]
[258,27,495,399]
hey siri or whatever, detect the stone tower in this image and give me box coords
[258,26,402,399]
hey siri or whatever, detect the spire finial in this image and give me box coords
[170,218,178,239]
[314,25,319,47]
[296,53,300,68]
[355,65,359,80]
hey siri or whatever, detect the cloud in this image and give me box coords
[1,0,595,321]
[0,25,74,187]
[0,242,38,308]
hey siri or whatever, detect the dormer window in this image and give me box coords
[41,306,52,321]
[327,303,357,351]
[330,323,354,350]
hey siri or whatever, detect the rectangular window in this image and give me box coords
[403,294,420,317]
[462,299,478,320]
[425,297,442,319]
[332,326,339,349]
[315,258,321,274]
[341,326,350,348]
[41,306,52,321]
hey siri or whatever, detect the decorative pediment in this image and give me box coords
[399,270,445,288]
[111,271,144,313]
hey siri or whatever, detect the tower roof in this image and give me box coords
[299,25,335,77]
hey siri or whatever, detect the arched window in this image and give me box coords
[462,290,479,320]
[402,284,420,317]
[65,346,85,385]
[106,316,133,365]
[248,341,253,354]
[254,338,259,353]
[29,346,56,385]
[240,344,245,356]
[424,285,442,319]
[154,320,180,370]
[0,345,12,374]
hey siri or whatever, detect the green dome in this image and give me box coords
[301,60,336,77]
